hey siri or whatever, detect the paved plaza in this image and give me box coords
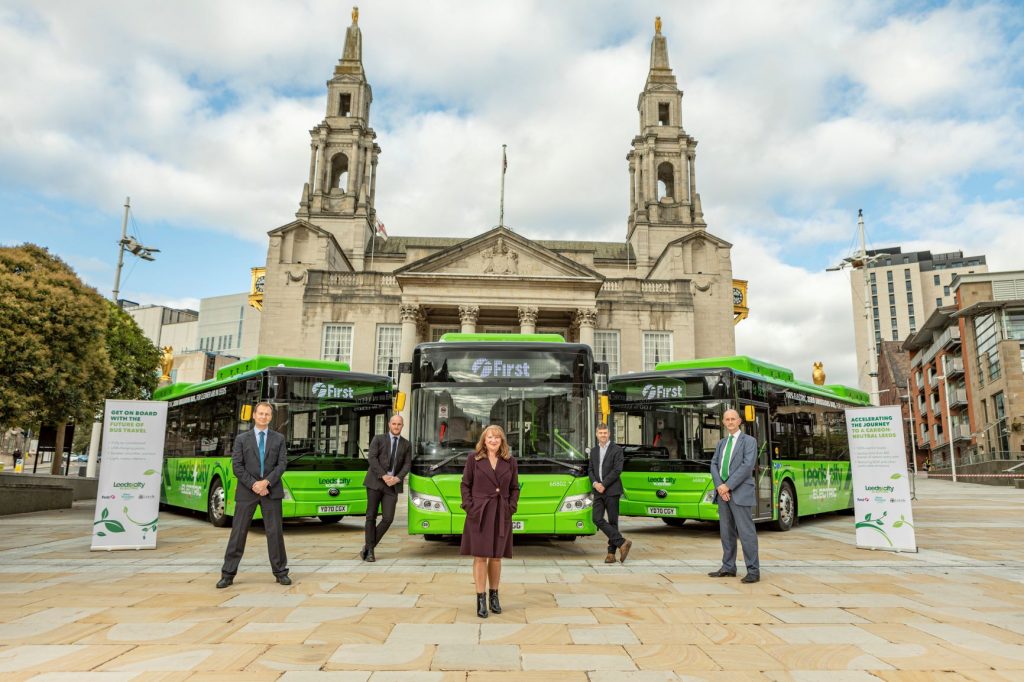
[0,476,1023,680]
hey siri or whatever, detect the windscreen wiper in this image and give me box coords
[429,451,470,471]
[522,457,586,474]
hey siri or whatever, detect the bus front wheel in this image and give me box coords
[662,518,685,527]
[772,481,796,532]
[423,534,445,541]
[208,478,230,527]
[318,516,343,524]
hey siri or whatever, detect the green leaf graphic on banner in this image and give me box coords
[144,469,156,475]
[97,532,106,536]
[864,513,872,521]
[890,473,902,480]
[101,508,109,520]
[855,511,892,546]
[102,520,126,533]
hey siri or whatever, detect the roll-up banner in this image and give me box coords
[845,405,918,553]
[90,400,167,551]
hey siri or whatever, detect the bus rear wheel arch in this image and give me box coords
[662,518,686,527]
[318,515,343,524]
[207,477,230,527]
[772,480,797,532]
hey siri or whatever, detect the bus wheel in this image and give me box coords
[773,481,796,532]
[318,516,343,524]
[662,518,685,527]
[423,534,445,541]
[207,478,230,527]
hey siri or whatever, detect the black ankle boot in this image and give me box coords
[488,589,502,614]
[476,592,488,618]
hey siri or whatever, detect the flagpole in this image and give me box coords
[499,144,507,228]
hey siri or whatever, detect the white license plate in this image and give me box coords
[647,506,676,516]
[511,520,525,531]
[317,505,349,513]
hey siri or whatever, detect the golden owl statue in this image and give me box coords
[159,346,174,382]
[812,362,826,386]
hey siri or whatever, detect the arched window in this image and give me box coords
[657,162,674,201]
[330,153,349,192]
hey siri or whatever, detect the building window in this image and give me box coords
[338,93,352,116]
[886,270,893,282]
[430,326,459,342]
[907,292,913,303]
[658,102,670,125]
[890,305,896,316]
[889,293,896,305]
[904,268,911,279]
[375,325,402,382]
[870,272,876,283]
[888,282,895,293]
[322,324,353,364]
[892,329,899,340]
[936,297,943,307]
[909,314,916,326]
[483,327,514,334]
[974,312,1001,380]
[872,295,878,306]
[643,332,672,371]
[593,331,620,376]
[1007,309,1024,340]
[874,318,881,331]
[943,286,950,296]
[871,283,877,295]
[872,306,879,319]
[934,274,941,285]
[890,317,898,328]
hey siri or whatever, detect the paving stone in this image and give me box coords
[432,644,519,670]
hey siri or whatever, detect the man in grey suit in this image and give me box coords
[589,423,632,563]
[217,402,290,588]
[708,408,760,583]
[361,414,411,562]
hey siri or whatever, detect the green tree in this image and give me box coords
[0,244,115,472]
[105,301,160,400]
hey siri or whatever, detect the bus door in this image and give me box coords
[741,403,773,520]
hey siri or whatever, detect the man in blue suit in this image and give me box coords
[217,402,290,588]
[708,408,760,583]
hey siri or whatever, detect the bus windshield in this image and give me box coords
[413,385,592,464]
[614,399,728,472]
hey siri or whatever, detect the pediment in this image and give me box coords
[395,227,603,281]
[649,230,733,280]
[267,219,353,272]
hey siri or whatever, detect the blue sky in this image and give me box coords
[2,0,1022,385]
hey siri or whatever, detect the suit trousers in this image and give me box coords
[365,487,398,548]
[592,493,625,553]
[221,495,288,578]
[717,499,759,576]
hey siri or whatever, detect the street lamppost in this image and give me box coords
[935,355,958,483]
[111,196,160,306]
[827,209,882,403]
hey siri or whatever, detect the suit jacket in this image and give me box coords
[588,442,624,496]
[232,428,287,501]
[364,433,412,494]
[710,431,757,507]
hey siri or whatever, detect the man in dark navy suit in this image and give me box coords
[361,414,411,562]
[218,402,290,588]
[589,423,632,563]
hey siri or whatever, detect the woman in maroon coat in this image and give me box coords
[461,424,520,618]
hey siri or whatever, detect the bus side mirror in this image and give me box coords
[240,404,252,421]
[393,391,407,412]
[744,405,755,422]
[600,395,611,424]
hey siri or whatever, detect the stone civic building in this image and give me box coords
[258,14,737,402]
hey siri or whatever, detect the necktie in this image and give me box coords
[258,431,266,477]
[388,436,399,474]
[720,435,733,481]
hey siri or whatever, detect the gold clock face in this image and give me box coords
[254,275,265,293]
[732,287,743,305]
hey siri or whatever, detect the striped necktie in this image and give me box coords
[720,435,734,481]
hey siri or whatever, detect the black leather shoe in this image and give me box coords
[741,574,760,584]
[707,570,737,577]
[365,549,376,563]
[216,576,233,589]
[488,589,502,614]
[359,545,368,561]
[276,575,292,586]
[476,592,488,618]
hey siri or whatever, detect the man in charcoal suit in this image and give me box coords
[361,413,411,562]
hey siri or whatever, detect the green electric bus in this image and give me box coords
[607,356,870,531]
[153,355,395,526]
[405,333,604,538]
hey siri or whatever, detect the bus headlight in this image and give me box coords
[702,490,715,504]
[559,493,593,513]
[411,492,447,513]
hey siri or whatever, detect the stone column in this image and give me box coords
[459,305,479,334]
[308,141,318,191]
[687,151,696,205]
[314,132,327,193]
[627,157,637,214]
[398,303,420,434]
[518,306,539,334]
[575,307,598,348]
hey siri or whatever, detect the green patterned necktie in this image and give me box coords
[720,435,733,481]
